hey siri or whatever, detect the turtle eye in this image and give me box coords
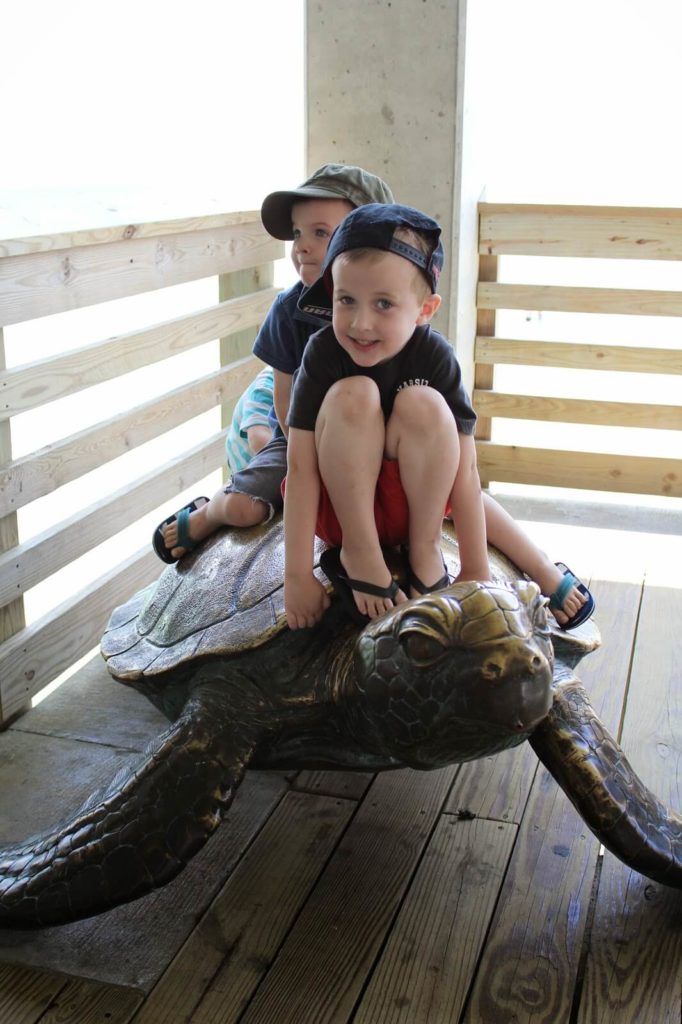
[400,630,448,666]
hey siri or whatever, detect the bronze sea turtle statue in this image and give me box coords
[1,519,680,927]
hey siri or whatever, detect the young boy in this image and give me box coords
[225,365,274,474]
[154,164,394,561]
[283,203,489,627]
[284,203,595,631]
[154,169,592,632]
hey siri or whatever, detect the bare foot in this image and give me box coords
[339,546,407,620]
[161,500,213,559]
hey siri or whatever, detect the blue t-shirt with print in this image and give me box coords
[252,281,327,436]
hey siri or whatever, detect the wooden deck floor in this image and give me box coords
[1,514,681,1024]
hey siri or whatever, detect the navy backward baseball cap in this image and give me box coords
[299,203,444,321]
[261,163,394,240]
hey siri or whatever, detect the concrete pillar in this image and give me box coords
[305,0,480,390]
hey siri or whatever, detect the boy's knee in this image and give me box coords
[322,376,381,421]
[393,385,450,429]
[223,490,270,527]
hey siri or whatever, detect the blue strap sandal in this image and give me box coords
[152,497,209,564]
[548,562,595,630]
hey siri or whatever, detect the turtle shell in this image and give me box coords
[101,517,599,682]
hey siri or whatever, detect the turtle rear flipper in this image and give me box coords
[0,681,264,928]
[530,678,682,887]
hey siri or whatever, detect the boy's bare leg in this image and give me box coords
[316,378,407,619]
[481,493,586,625]
[161,489,269,559]
[386,387,459,597]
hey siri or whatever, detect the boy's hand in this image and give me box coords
[285,573,331,630]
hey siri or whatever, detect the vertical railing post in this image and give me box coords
[218,264,275,482]
[0,327,28,726]
[474,254,498,489]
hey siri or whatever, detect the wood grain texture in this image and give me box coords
[476,443,682,498]
[0,224,283,325]
[479,203,682,259]
[0,288,278,420]
[477,282,682,317]
[0,357,259,516]
[475,336,682,374]
[472,390,682,430]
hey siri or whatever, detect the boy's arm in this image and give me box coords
[273,370,293,437]
[284,427,330,629]
[450,433,491,582]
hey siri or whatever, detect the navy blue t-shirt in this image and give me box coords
[288,324,477,435]
[252,281,327,436]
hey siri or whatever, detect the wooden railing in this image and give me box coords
[474,203,682,497]
[0,212,283,725]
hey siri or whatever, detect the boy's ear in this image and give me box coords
[417,292,442,324]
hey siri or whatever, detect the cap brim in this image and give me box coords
[261,186,352,240]
[297,277,333,321]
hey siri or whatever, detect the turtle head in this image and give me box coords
[348,580,554,768]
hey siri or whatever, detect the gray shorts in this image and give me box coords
[224,435,288,521]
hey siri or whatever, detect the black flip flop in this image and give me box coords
[319,547,400,626]
[152,497,209,564]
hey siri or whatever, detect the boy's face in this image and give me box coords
[331,251,441,368]
[291,198,354,286]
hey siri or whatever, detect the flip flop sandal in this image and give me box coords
[402,546,451,595]
[152,497,209,564]
[319,547,400,626]
[549,562,595,630]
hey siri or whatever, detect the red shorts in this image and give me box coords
[283,459,450,548]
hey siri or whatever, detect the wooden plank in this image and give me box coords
[353,816,516,1024]
[0,356,260,517]
[479,203,682,259]
[0,723,288,992]
[472,390,682,430]
[293,770,374,801]
[0,326,27,726]
[464,578,642,1024]
[475,443,682,498]
[10,650,168,752]
[473,255,497,468]
[478,282,682,317]
[0,964,67,1024]
[235,766,457,1024]
[0,430,227,610]
[0,288,278,420]
[577,584,682,1023]
[134,792,354,1024]
[445,744,539,824]
[0,546,160,718]
[0,209,260,258]
[0,224,283,326]
[29,977,142,1024]
[475,336,682,374]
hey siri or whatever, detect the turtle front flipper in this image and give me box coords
[0,680,265,927]
[530,676,682,887]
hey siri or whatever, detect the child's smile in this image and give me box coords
[331,251,439,366]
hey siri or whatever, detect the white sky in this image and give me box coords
[2,0,681,233]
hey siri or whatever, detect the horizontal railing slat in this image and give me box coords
[472,391,682,430]
[0,287,279,420]
[474,337,682,374]
[0,356,261,516]
[0,223,283,325]
[0,546,159,721]
[0,431,228,610]
[0,210,260,258]
[476,442,682,497]
[479,203,682,260]
[477,283,682,316]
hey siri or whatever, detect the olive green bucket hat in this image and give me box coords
[261,163,394,240]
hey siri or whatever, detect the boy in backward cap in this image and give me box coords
[156,164,393,559]
[283,203,595,632]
